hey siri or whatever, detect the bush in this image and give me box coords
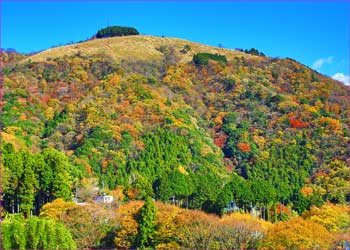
[193,53,227,66]
[244,48,266,57]
[96,26,139,38]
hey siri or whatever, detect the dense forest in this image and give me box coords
[1,33,349,249]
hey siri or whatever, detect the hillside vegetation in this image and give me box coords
[1,35,350,249]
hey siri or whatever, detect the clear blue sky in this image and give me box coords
[1,1,349,84]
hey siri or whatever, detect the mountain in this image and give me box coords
[1,35,349,218]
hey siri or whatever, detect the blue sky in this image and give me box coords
[1,1,349,84]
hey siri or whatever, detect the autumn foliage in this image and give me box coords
[289,118,310,129]
[263,217,334,250]
[237,142,251,153]
[1,35,350,249]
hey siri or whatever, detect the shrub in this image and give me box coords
[244,48,266,57]
[193,53,227,66]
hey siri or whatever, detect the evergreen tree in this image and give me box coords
[1,215,76,250]
[18,165,37,217]
[137,197,157,249]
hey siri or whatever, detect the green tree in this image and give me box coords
[42,148,73,201]
[18,164,38,217]
[1,215,76,250]
[193,52,227,66]
[137,197,157,249]
[96,26,139,38]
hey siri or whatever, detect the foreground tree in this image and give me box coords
[137,197,158,249]
[40,199,118,249]
[1,215,76,250]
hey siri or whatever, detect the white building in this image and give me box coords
[94,195,114,204]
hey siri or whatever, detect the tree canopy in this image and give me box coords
[96,26,139,38]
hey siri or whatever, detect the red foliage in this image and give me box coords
[223,158,233,173]
[289,118,310,129]
[214,133,227,148]
[214,125,222,130]
[41,94,51,104]
[276,203,291,215]
[248,127,256,133]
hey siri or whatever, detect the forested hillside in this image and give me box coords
[1,35,349,249]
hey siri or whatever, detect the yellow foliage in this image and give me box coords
[263,217,333,250]
[44,106,55,120]
[303,203,350,233]
[65,103,77,114]
[303,104,318,114]
[156,242,181,250]
[106,73,122,86]
[222,212,272,232]
[1,131,27,150]
[315,99,324,109]
[155,202,182,247]
[242,131,249,140]
[114,201,144,249]
[40,198,77,222]
[277,100,299,112]
[200,145,213,156]
[177,165,189,176]
[259,150,270,160]
[111,186,126,202]
[253,135,266,148]
[48,98,59,108]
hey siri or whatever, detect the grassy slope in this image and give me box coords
[23,35,253,64]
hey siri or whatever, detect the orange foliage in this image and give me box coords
[19,114,27,120]
[74,158,93,175]
[18,98,27,104]
[111,186,126,202]
[119,123,138,138]
[275,203,291,216]
[133,140,145,151]
[212,112,227,126]
[319,117,341,130]
[126,188,141,199]
[101,158,108,170]
[301,186,313,196]
[76,133,84,143]
[237,142,251,153]
[133,105,145,117]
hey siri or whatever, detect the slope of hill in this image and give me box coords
[1,35,349,221]
[22,35,250,64]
